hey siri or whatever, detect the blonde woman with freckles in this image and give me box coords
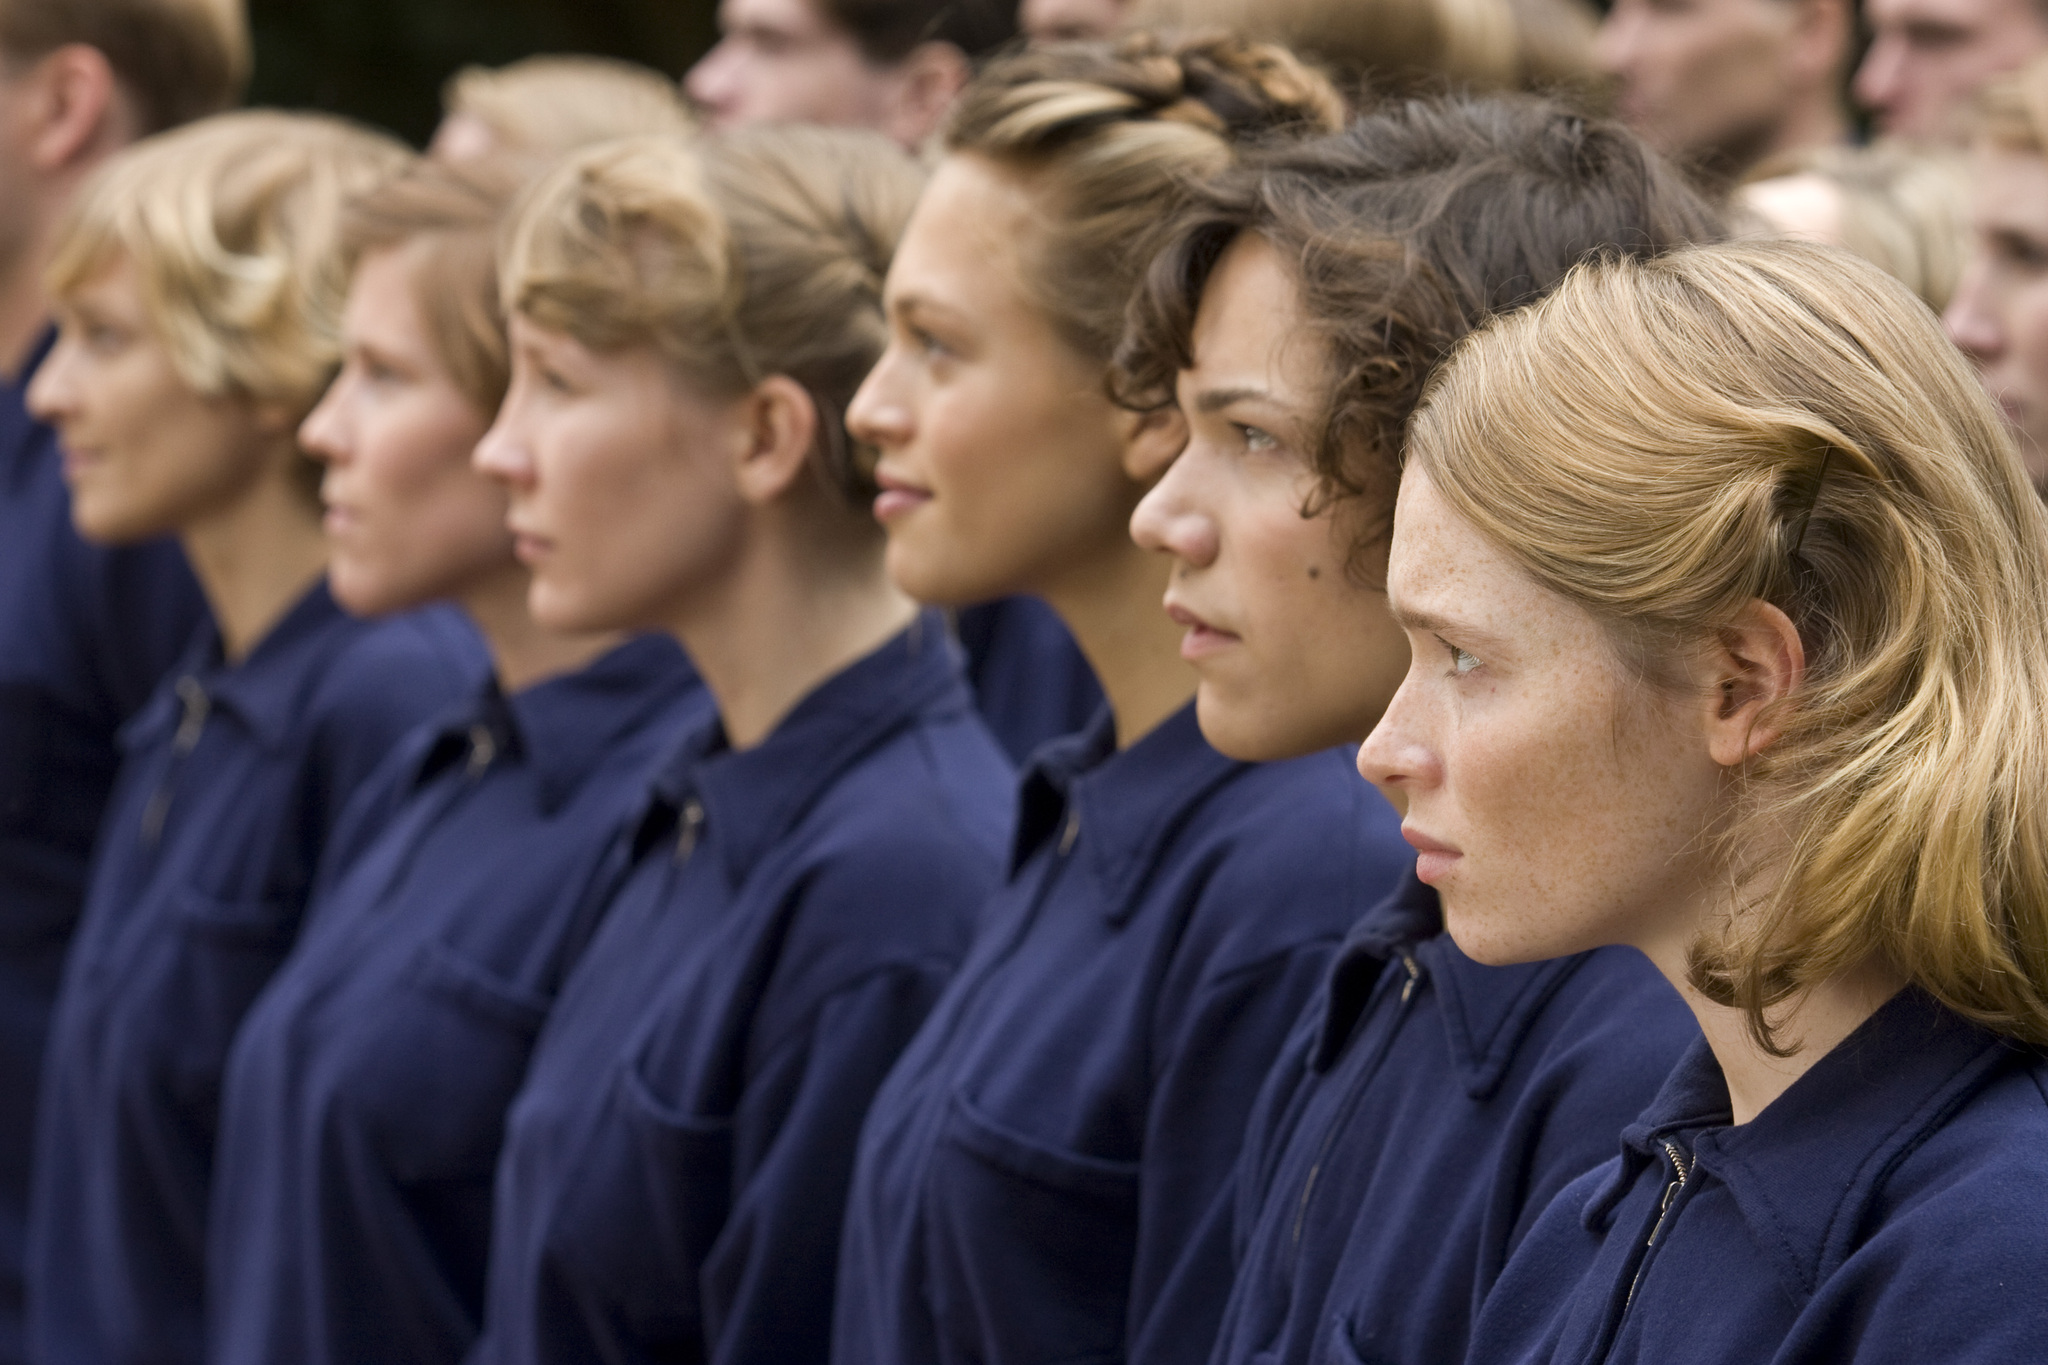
[831,34,1412,1365]
[20,112,482,1365]
[1370,240,2048,1365]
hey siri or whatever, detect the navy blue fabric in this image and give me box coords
[25,580,485,1365]
[1470,986,2048,1365]
[954,597,1101,765]
[834,702,1412,1365]
[473,612,1013,1365]
[207,634,708,1365]
[0,334,204,1365]
[1211,873,1697,1365]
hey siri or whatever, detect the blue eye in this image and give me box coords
[1439,637,1481,675]
[1235,423,1278,453]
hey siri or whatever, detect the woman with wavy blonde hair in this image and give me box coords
[20,111,483,1365]
[831,33,1414,1365]
[1365,239,2048,1365]
[465,124,1016,1365]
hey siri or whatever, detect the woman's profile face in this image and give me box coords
[28,256,285,546]
[300,245,507,617]
[1358,465,1724,967]
[1946,146,2048,494]
[1130,233,1411,761]
[475,318,748,635]
[849,153,1149,608]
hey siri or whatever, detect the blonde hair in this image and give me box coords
[47,110,409,414]
[945,31,1343,365]
[341,158,519,417]
[501,125,924,505]
[0,0,248,132]
[440,55,694,165]
[1127,0,1585,97]
[1409,239,2048,1050]
[1739,142,1970,312]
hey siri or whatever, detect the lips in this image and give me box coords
[506,519,553,564]
[872,467,932,524]
[1402,824,1462,885]
[1165,599,1239,662]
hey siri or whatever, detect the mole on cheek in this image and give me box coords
[1307,566,1321,580]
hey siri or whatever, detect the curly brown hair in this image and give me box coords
[1114,93,1723,579]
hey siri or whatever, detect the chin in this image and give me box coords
[71,501,165,548]
[1438,896,1549,968]
[882,539,1001,610]
[1194,686,1356,764]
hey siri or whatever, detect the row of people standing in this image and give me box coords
[4,13,2048,1365]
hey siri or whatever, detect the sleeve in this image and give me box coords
[1127,938,1340,1365]
[699,961,955,1365]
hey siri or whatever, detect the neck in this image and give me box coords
[457,559,622,694]
[0,241,51,381]
[1039,537,1195,751]
[180,466,330,663]
[1762,93,1852,168]
[666,515,917,752]
[1644,936,1904,1125]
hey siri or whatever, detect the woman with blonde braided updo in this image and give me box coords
[832,34,1412,1365]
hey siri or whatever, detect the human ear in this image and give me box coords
[1703,599,1806,768]
[731,375,821,506]
[882,42,970,149]
[1119,405,1189,486]
[24,45,122,172]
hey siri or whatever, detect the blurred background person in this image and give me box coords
[1596,0,1856,190]
[207,156,710,1365]
[0,2,242,1358]
[22,111,482,1365]
[429,53,696,168]
[1858,0,2048,142]
[1737,141,1970,309]
[1946,55,2048,492]
[1021,0,1129,39]
[684,0,1019,148]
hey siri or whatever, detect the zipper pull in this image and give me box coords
[1058,809,1080,857]
[465,723,497,780]
[1653,1139,1694,1234]
[1398,952,1423,1004]
[141,677,209,848]
[172,676,209,754]
[674,798,705,863]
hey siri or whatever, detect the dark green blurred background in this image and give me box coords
[246,0,720,147]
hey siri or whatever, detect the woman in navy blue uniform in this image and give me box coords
[831,35,1409,1365]
[1370,240,2048,1365]
[466,125,1014,1365]
[1115,99,1719,1365]
[203,159,709,1365]
[18,112,486,1365]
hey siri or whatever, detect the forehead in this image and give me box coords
[1972,146,2048,222]
[1386,464,1566,634]
[888,156,1035,307]
[721,0,835,36]
[1867,0,2006,26]
[1185,233,1326,393]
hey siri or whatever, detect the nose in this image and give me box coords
[1128,446,1217,566]
[1355,674,1440,799]
[23,339,80,427]
[298,377,351,465]
[1853,35,1904,121]
[683,41,743,124]
[473,405,535,490]
[1944,256,2005,366]
[846,351,911,453]
[1591,5,1639,78]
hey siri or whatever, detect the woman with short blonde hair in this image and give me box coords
[1373,238,2048,1364]
[22,111,482,1365]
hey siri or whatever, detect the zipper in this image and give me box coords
[465,723,497,780]
[1290,949,1425,1249]
[140,676,210,848]
[673,797,705,863]
[1619,1139,1695,1320]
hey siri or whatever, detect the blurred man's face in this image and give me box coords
[1857,0,2048,142]
[1596,0,1825,174]
[1020,0,1130,39]
[685,0,899,132]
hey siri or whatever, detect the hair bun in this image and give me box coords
[1162,33,1347,140]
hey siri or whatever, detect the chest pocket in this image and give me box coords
[164,887,302,1107]
[539,1053,734,1358]
[326,939,556,1185]
[925,1087,1141,1365]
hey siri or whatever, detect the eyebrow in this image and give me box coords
[1190,385,1274,415]
[1389,602,1512,655]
